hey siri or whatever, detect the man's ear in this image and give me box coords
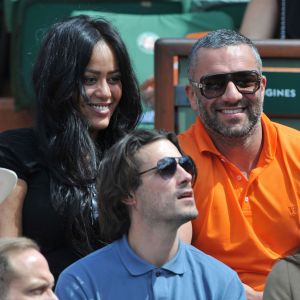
[261,74,267,91]
[122,196,136,206]
[185,84,198,113]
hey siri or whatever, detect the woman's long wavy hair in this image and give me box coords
[97,129,186,243]
[32,15,142,256]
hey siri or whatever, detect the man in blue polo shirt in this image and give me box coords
[55,129,246,300]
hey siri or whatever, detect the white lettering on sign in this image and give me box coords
[265,89,296,98]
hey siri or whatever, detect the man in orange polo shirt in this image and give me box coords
[178,29,300,300]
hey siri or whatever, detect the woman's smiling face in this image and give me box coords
[80,40,122,136]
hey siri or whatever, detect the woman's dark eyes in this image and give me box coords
[83,76,121,85]
[108,75,121,84]
[83,77,97,85]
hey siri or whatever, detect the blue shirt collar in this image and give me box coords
[116,235,186,276]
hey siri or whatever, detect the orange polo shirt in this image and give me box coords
[178,113,300,291]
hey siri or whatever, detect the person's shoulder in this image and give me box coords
[0,128,40,175]
[178,120,198,140]
[263,257,296,300]
[60,242,117,276]
[273,121,300,133]
[280,253,300,270]
[181,243,245,299]
[271,122,300,157]
[289,252,300,265]
[0,128,38,152]
[183,243,245,297]
[272,121,300,140]
[270,258,289,273]
[185,243,227,267]
[184,243,237,275]
[264,259,289,289]
[55,241,124,299]
[0,127,35,141]
[266,256,300,281]
[177,120,201,152]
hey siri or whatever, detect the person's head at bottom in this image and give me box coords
[0,237,58,300]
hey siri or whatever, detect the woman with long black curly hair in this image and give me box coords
[0,15,142,279]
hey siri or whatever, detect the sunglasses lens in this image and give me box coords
[147,156,196,183]
[157,157,177,179]
[200,71,260,99]
[201,74,227,99]
[179,156,196,181]
[233,71,260,94]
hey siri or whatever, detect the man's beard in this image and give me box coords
[197,96,263,138]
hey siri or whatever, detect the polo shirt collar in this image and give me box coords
[117,235,186,276]
[193,117,222,157]
[260,113,277,160]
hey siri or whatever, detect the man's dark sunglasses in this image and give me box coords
[190,70,262,99]
[139,156,196,184]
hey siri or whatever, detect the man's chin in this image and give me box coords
[180,210,199,223]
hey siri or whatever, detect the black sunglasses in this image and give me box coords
[139,156,196,184]
[190,70,262,99]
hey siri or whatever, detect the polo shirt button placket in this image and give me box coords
[152,269,168,299]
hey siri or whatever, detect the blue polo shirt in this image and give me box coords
[55,235,245,299]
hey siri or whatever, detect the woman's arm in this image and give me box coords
[0,179,27,236]
[240,0,279,39]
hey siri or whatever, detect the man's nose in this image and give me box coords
[176,164,193,185]
[221,81,243,102]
